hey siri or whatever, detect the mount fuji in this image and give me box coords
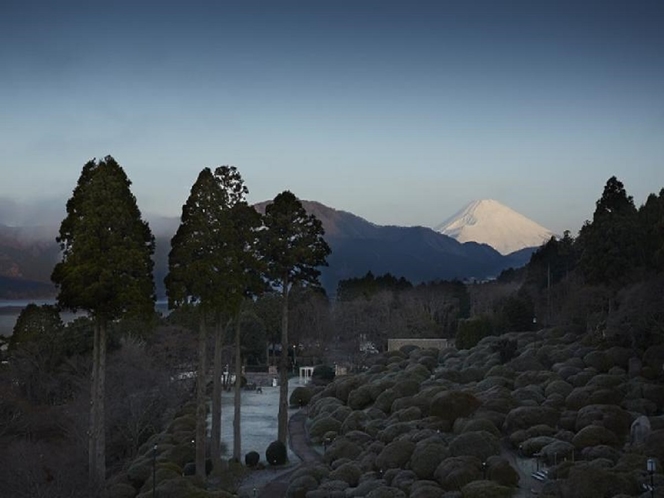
[435,199,555,255]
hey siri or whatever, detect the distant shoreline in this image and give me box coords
[0,300,170,337]
[0,298,57,314]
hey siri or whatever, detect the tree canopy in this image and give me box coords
[166,166,262,312]
[262,190,331,291]
[51,156,155,318]
[577,176,640,285]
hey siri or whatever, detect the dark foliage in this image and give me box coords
[492,338,518,363]
[337,271,413,301]
[456,316,493,350]
[577,176,640,286]
[245,451,260,467]
[265,440,287,466]
[312,364,336,385]
[493,291,536,333]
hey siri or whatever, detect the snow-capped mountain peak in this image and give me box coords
[435,199,554,255]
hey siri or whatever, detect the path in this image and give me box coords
[500,441,545,497]
[257,409,321,498]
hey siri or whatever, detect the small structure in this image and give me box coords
[335,364,348,376]
[298,366,314,384]
[630,415,651,446]
[387,338,449,352]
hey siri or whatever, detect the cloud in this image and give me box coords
[0,197,66,228]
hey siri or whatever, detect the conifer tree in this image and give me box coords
[262,191,330,443]
[165,166,262,472]
[578,176,638,285]
[51,156,155,489]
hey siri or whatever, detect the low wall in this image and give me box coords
[387,338,448,352]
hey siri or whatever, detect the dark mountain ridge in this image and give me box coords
[255,200,534,292]
[1,201,536,299]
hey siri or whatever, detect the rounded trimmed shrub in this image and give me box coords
[245,451,260,467]
[503,406,559,434]
[329,461,363,487]
[461,418,501,437]
[520,436,556,457]
[330,405,352,423]
[340,410,369,433]
[348,385,375,410]
[289,386,313,407]
[312,365,336,385]
[461,480,513,498]
[375,439,416,472]
[366,486,407,498]
[486,456,519,487]
[434,455,482,490]
[410,439,450,480]
[266,440,287,466]
[323,437,362,465]
[577,404,631,436]
[572,425,619,449]
[310,416,342,443]
[167,414,196,434]
[287,475,318,497]
[374,389,399,414]
[450,431,500,461]
[429,390,481,423]
[127,458,152,488]
[291,464,330,483]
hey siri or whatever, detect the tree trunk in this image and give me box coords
[196,312,207,479]
[233,307,242,460]
[211,315,223,470]
[277,277,289,444]
[88,319,99,487]
[88,316,107,492]
[95,317,107,488]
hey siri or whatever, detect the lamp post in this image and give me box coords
[152,444,157,498]
[647,458,655,498]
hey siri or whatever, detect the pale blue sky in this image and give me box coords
[1,0,663,234]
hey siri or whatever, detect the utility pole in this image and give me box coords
[547,263,551,326]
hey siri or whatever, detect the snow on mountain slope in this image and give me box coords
[435,199,554,255]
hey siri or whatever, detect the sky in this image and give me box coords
[1,0,663,235]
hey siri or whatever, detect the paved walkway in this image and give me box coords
[500,441,545,497]
[257,409,321,498]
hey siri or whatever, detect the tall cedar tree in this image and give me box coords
[165,166,262,473]
[639,189,664,271]
[262,191,330,443]
[51,156,155,489]
[212,166,263,461]
[578,176,639,285]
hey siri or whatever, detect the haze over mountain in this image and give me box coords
[435,199,555,255]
